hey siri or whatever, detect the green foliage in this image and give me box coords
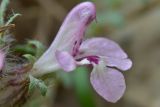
[29,75,48,96]
[13,44,36,55]
[0,36,5,45]
[5,13,21,26]
[27,40,45,58]
[73,67,96,107]
[0,0,20,37]
[23,54,36,64]
[57,71,73,88]
[38,80,48,96]
[58,67,96,107]
[0,0,9,25]
[13,40,45,60]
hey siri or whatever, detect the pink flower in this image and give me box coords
[32,2,132,103]
[0,50,5,71]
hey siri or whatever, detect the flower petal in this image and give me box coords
[55,51,76,72]
[43,2,96,56]
[104,57,132,71]
[90,61,126,103]
[0,51,5,70]
[33,2,96,73]
[79,38,127,59]
[52,2,96,55]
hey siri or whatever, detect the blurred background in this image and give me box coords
[4,0,160,107]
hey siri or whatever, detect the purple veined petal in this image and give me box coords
[90,61,126,103]
[51,2,96,55]
[78,38,128,59]
[55,50,76,72]
[104,57,132,71]
[33,2,96,74]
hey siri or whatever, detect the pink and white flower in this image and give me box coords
[32,2,132,103]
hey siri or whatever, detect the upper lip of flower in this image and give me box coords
[32,2,97,73]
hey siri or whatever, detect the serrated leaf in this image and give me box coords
[28,75,37,93]
[28,75,48,96]
[38,81,48,96]
[23,54,36,63]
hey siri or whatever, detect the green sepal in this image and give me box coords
[27,40,45,58]
[23,54,36,64]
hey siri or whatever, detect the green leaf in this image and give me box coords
[5,13,21,26]
[29,75,48,96]
[23,54,36,63]
[28,75,36,93]
[13,44,36,55]
[29,75,37,93]
[0,0,9,25]
[38,81,48,96]
[27,40,45,58]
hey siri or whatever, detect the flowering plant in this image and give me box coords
[32,2,132,103]
[0,1,132,106]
